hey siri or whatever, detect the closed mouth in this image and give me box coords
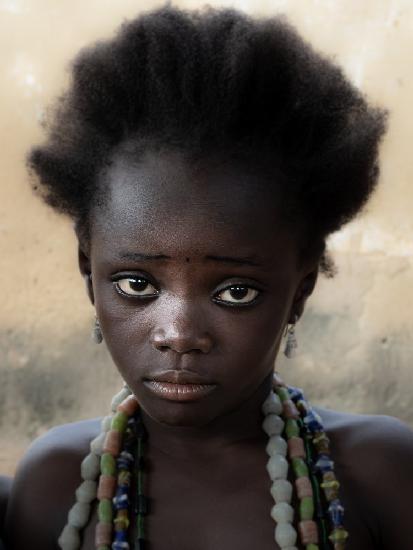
[143,371,217,402]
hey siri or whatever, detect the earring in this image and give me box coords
[92,315,103,344]
[284,314,298,358]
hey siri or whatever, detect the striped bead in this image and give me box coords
[100,453,116,476]
[103,430,122,456]
[117,395,139,416]
[287,436,305,459]
[95,522,112,546]
[298,520,319,544]
[97,474,117,500]
[283,399,300,419]
[111,411,129,433]
[295,476,313,499]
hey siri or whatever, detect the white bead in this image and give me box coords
[57,524,80,550]
[80,452,100,481]
[270,479,293,503]
[283,547,298,550]
[75,480,97,504]
[111,386,132,412]
[262,414,284,436]
[68,501,91,529]
[275,522,297,548]
[266,454,289,480]
[271,502,294,524]
[266,435,287,457]
[262,392,283,415]
[101,414,113,432]
[90,431,106,455]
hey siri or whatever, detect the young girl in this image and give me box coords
[5,5,413,550]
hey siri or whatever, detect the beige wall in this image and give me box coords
[1,0,412,475]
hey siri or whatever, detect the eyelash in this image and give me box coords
[111,274,262,307]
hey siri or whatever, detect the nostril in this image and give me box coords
[151,330,213,354]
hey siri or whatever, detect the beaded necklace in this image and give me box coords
[58,373,348,550]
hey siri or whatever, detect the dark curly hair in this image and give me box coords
[28,5,387,276]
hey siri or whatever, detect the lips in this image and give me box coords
[143,370,217,402]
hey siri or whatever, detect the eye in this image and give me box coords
[214,285,259,306]
[113,276,159,298]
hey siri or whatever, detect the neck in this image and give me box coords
[140,373,273,460]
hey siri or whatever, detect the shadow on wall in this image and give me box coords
[0,325,121,442]
[279,311,413,423]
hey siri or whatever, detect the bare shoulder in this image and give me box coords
[5,418,100,550]
[317,406,413,471]
[316,407,413,550]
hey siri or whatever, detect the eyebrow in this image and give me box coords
[205,255,262,267]
[119,252,262,267]
[120,252,170,262]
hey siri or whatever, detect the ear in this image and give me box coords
[77,242,95,305]
[290,266,319,323]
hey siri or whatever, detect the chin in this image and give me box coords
[140,397,220,428]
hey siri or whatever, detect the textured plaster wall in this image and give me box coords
[1,0,412,474]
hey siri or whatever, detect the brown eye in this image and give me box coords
[215,285,259,305]
[114,277,158,297]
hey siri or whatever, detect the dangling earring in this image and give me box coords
[284,314,298,358]
[92,315,103,344]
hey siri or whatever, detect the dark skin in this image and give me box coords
[5,149,413,550]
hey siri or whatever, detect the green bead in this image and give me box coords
[137,470,144,494]
[137,513,145,538]
[111,411,128,432]
[98,499,113,523]
[276,386,290,402]
[300,496,314,520]
[306,545,319,550]
[329,527,349,542]
[101,453,116,476]
[292,457,309,478]
[285,419,300,438]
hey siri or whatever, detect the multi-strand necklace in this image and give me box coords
[58,373,348,550]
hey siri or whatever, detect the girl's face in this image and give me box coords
[84,149,317,428]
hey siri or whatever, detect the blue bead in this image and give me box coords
[113,530,128,542]
[115,486,129,498]
[315,454,334,473]
[288,386,305,402]
[113,493,129,509]
[112,542,130,549]
[303,410,324,432]
[119,451,134,462]
[328,499,345,526]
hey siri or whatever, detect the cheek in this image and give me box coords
[91,277,148,365]
[216,308,286,382]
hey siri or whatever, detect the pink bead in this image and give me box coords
[103,429,122,456]
[283,399,300,419]
[95,522,112,546]
[295,476,313,499]
[117,395,139,415]
[97,474,117,500]
[288,436,305,458]
[299,520,319,544]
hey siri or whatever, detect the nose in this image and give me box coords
[150,301,213,355]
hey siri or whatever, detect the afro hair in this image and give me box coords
[29,5,387,274]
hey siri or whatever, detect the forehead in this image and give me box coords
[91,148,298,263]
